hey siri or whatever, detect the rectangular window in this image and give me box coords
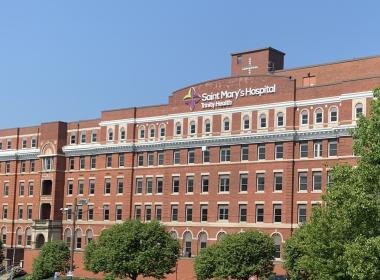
[314,141,323,158]
[134,205,142,220]
[240,174,248,192]
[19,182,24,196]
[138,154,144,166]
[78,180,84,195]
[172,176,180,193]
[327,171,333,188]
[5,161,10,174]
[31,137,37,148]
[116,205,123,221]
[117,178,124,194]
[239,204,247,222]
[187,149,195,164]
[218,204,229,221]
[147,152,154,166]
[91,131,97,142]
[27,206,32,220]
[18,206,23,219]
[299,172,308,192]
[220,147,231,162]
[3,183,9,196]
[70,135,76,145]
[88,205,94,220]
[171,205,178,221]
[146,178,153,194]
[104,178,111,194]
[156,177,163,194]
[328,140,337,157]
[81,132,86,143]
[200,204,208,222]
[219,175,230,192]
[66,205,72,220]
[79,156,85,170]
[106,154,112,168]
[173,150,180,165]
[22,139,27,149]
[21,161,26,173]
[30,160,35,172]
[2,206,8,219]
[202,148,210,163]
[28,183,33,196]
[241,145,249,161]
[273,204,282,223]
[145,205,152,221]
[258,144,266,160]
[103,205,110,221]
[119,153,125,167]
[298,204,307,223]
[300,142,308,158]
[91,156,96,169]
[201,175,209,193]
[186,176,194,193]
[313,171,322,191]
[275,143,284,159]
[256,173,265,192]
[7,140,11,150]
[274,173,283,192]
[67,181,73,195]
[89,179,95,195]
[157,152,165,165]
[155,205,162,221]
[69,157,75,170]
[77,205,83,220]
[136,178,143,194]
[185,205,193,222]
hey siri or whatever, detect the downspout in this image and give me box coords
[129,107,137,218]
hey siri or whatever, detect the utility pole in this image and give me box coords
[69,197,77,279]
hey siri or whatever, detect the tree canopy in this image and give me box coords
[84,219,180,280]
[195,230,275,280]
[284,87,380,280]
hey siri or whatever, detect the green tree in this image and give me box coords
[195,231,275,280]
[284,87,380,280]
[84,219,180,280]
[30,241,70,280]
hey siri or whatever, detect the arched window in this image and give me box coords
[149,126,155,138]
[183,231,192,257]
[259,113,267,128]
[25,228,32,247]
[277,112,284,127]
[242,115,250,130]
[175,122,182,136]
[1,227,6,244]
[204,119,211,133]
[120,128,126,141]
[272,233,282,259]
[315,108,323,124]
[329,107,338,123]
[300,110,309,125]
[107,128,114,141]
[189,121,196,135]
[139,126,145,139]
[159,124,166,138]
[223,117,230,131]
[16,228,22,246]
[355,103,363,119]
[75,229,82,249]
[217,232,226,241]
[64,228,71,247]
[86,229,93,245]
[170,231,178,240]
[198,232,207,251]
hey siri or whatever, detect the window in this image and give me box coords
[300,110,308,125]
[78,180,84,195]
[313,171,322,191]
[70,134,76,145]
[175,122,182,136]
[187,149,195,164]
[189,121,196,135]
[275,143,283,159]
[117,178,124,194]
[272,233,282,259]
[75,229,82,249]
[327,171,334,188]
[2,206,8,219]
[21,161,26,173]
[185,205,192,222]
[155,205,162,221]
[220,146,231,162]
[86,230,93,244]
[159,124,166,138]
[201,175,209,193]
[69,157,75,170]
[300,142,308,158]
[30,160,35,172]
[89,179,95,195]
[204,119,211,133]
[146,178,153,194]
[198,232,207,251]
[273,204,282,223]
[315,108,323,124]
[186,176,194,193]
[148,152,154,166]
[31,137,37,148]
[299,172,308,192]
[5,161,10,174]
[3,183,9,196]
[91,156,96,169]
[19,182,24,196]
[104,178,111,194]
[139,126,145,139]
[134,205,142,220]
[16,228,22,246]
[22,138,27,149]
[298,204,307,223]
[25,228,32,247]
[240,174,248,192]
[108,128,114,141]
[329,107,338,122]
[314,141,323,158]
[1,227,6,244]
[277,112,284,127]
[27,206,32,219]
[79,156,85,169]
[200,204,208,222]
[28,183,33,196]
[119,153,125,167]
[242,115,250,130]
[259,113,267,128]
[219,175,230,192]
[156,177,163,194]
[88,205,94,220]
[256,173,265,192]
[241,145,249,161]
[149,126,155,139]
[257,144,266,160]
[137,153,144,166]
[77,205,83,220]
[223,117,230,131]
[106,154,112,168]
[67,181,73,195]
[239,204,247,222]
[171,205,178,221]
[103,205,110,220]
[136,178,143,194]
[120,128,126,141]
[183,232,192,257]
[43,157,53,171]
[116,205,123,221]
[328,140,337,157]
[274,173,283,192]
[172,176,180,193]
[202,148,210,163]
[173,150,180,164]
[157,152,164,165]
[218,204,229,221]
[66,205,72,220]
[237,55,242,64]
[80,132,86,144]
[91,131,97,142]
[355,103,363,119]
[18,206,23,219]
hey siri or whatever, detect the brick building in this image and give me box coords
[0,47,380,278]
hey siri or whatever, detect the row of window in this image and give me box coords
[66,178,124,196]
[0,137,37,151]
[0,160,36,174]
[68,153,125,170]
[2,204,33,220]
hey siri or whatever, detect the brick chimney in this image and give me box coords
[231,47,285,76]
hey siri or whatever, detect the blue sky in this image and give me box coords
[0,1,379,128]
